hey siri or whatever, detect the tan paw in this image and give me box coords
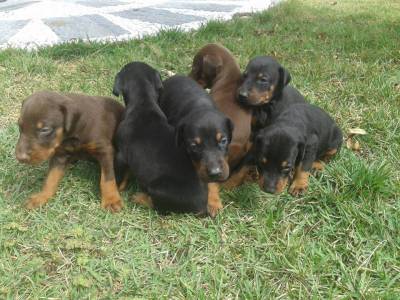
[289,183,308,196]
[101,196,123,213]
[132,193,153,208]
[25,193,49,209]
[207,201,223,218]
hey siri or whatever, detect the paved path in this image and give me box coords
[0,0,277,49]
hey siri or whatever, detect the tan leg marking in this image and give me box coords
[207,183,223,218]
[289,165,310,196]
[118,172,130,192]
[222,165,250,189]
[312,161,325,171]
[25,167,65,209]
[132,193,154,208]
[100,170,123,212]
[322,148,338,162]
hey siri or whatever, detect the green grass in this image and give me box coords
[1,0,399,298]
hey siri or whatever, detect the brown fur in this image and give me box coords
[207,183,222,218]
[289,165,310,196]
[247,85,275,105]
[16,91,124,212]
[133,193,154,208]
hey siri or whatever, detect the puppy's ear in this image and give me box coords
[203,54,222,77]
[225,118,234,143]
[154,72,163,91]
[296,142,305,164]
[189,54,202,80]
[60,100,80,134]
[112,73,122,97]
[175,123,185,147]
[279,66,291,87]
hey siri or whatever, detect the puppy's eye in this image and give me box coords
[282,167,292,175]
[219,137,228,147]
[38,127,53,136]
[259,77,269,83]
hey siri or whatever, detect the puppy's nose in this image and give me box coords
[16,151,30,163]
[238,89,248,98]
[208,167,223,179]
[264,184,276,194]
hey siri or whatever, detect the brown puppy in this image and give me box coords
[190,43,253,187]
[15,91,124,212]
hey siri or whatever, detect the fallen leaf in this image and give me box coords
[348,128,367,136]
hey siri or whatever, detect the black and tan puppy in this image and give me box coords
[237,56,305,131]
[15,91,124,211]
[189,43,255,189]
[112,62,221,216]
[159,75,233,183]
[253,103,342,196]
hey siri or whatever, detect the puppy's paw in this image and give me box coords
[101,196,123,213]
[207,201,223,218]
[312,161,324,171]
[289,182,308,196]
[25,193,49,209]
[132,193,153,208]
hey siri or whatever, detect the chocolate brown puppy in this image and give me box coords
[15,91,124,212]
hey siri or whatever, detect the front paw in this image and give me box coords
[101,196,123,213]
[25,193,49,209]
[207,201,223,218]
[289,182,308,196]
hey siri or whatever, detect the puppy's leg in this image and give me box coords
[97,146,123,212]
[207,183,223,218]
[312,161,325,171]
[25,156,67,209]
[289,164,310,196]
[222,165,250,189]
[289,135,318,196]
[114,151,130,191]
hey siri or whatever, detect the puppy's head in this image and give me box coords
[113,62,163,106]
[189,53,222,89]
[15,92,78,165]
[176,111,233,182]
[253,127,302,194]
[238,56,291,106]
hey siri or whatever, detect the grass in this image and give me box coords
[0,0,399,298]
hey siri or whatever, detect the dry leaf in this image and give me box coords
[348,128,367,136]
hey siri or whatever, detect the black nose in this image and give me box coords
[264,184,276,194]
[208,167,223,179]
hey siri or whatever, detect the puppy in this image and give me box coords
[159,75,233,183]
[237,56,305,131]
[253,103,342,196]
[113,62,221,217]
[189,43,254,188]
[15,91,124,211]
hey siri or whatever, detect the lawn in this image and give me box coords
[0,0,399,298]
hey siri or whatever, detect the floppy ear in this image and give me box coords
[296,142,305,164]
[279,66,291,87]
[225,118,234,143]
[112,73,122,97]
[175,123,185,147]
[60,100,80,134]
[154,72,163,97]
[203,54,222,77]
[189,54,203,80]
